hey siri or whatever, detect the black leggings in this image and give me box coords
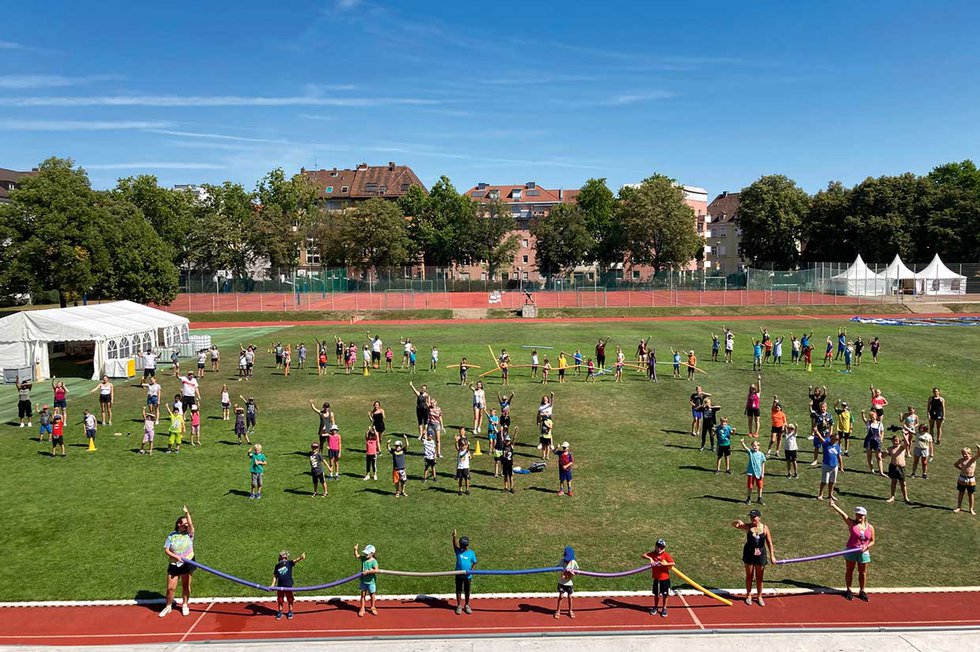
[366,454,377,475]
[455,575,471,601]
[701,423,715,449]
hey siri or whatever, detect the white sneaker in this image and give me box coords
[19,423,24,428]
[158,605,172,618]
[181,604,190,616]
[27,421,32,427]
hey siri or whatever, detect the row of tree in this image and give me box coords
[738,161,980,267]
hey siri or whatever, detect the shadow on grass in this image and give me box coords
[770,490,816,500]
[525,486,556,494]
[225,489,251,497]
[283,488,313,497]
[679,465,717,474]
[700,494,745,504]
[359,488,391,496]
[664,443,700,451]
[661,429,691,436]
[217,439,242,446]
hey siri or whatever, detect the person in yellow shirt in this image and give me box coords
[557,351,569,384]
[835,400,853,457]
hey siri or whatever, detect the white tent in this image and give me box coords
[826,255,887,296]
[914,254,967,295]
[880,254,917,295]
[0,301,189,381]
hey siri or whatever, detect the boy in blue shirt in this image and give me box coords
[452,529,477,615]
[816,432,844,501]
[752,340,763,371]
[741,438,767,504]
[715,417,734,474]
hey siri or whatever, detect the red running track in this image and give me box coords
[2,590,978,646]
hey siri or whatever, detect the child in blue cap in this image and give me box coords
[555,546,579,619]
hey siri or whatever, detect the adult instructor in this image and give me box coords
[160,506,195,618]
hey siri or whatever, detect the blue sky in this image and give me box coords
[2,1,979,196]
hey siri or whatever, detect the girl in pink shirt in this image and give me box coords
[189,405,202,446]
[364,428,379,480]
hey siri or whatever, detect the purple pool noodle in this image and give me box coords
[775,547,863,565]
[577,565,651,578]
[183,559,361,592]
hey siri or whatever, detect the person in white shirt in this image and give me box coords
[196,350,207,375]
[176,372,200,412]
[783,423,799,479]
[143,350,157,380]
[368,332,383,369]
[209,346,220,372]
[146,378,163,423]
[455,431,471,495]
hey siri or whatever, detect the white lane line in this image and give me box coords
[678,593,704,630]
[179,600,214,642]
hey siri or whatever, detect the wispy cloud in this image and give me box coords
[149,129,350,152]
[600,91,676,106]
[84,162,227,170]
[298,113,335,121]
[0,40,27,50]
[0,119,174,131]
[0,74,122,90]
[302,83,359,95]
[335,0,362,10]
[0,94,439,107]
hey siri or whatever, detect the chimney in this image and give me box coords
[558,189,563,200]
[357,162,368,170]
[388,162,395,170]
[300,167,306,174]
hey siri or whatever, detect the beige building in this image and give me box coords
[705,191,743,275]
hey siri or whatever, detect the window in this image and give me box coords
[512,189,522,199]
[480,272,487,281]
[522,255,528,264]
[632,270,640,279]
[488,190,499,199]
[719,245,727,255]
[325,186,334,193]
[305,238,320,265]
[365,183,378,193]
[341,185,349,193]
[400,183,410,192]
[522,239,529,248]
[522,272,528,280]
[527,189,540,196]
[471,191,485,198]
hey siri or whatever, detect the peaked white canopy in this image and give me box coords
[914,254,967,295]
[828,255,887,296]
[881,254,916,280]
[0,301,189,380]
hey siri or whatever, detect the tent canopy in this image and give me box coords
[914,254,967,295]
[882,254,916,280]
[0,301,189,380]
[827,255,887,296]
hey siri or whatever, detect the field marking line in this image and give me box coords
[179,600,213,642]
[678,592,705,630]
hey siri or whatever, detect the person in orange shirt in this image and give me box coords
[686,351,697,380]
[767,397,787,458]
[642,539,675,618]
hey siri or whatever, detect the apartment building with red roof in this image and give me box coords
[0,167,38,203]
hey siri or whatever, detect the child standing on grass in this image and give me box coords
[501,434,516,493]
[326,425,342,480]
[37,404,51,443]
[686,350,697,380]
[310,442,327,496]
[409,346,417,374]
[715,417,734,474]
[51,414,66,458]
[140,407,155,455]
[816,433,844,501]
[83,408,97,451]
[234,404,251,444]
[385,346,393,372]
[752,340,763,371]
[273,551,305,620]
[555,546,578,619]
[767,398,786,458]
[388,439,408,497]
[671,349,681,378]
[220,385,231,421]
[189,405,201,446]
[364,427,379,481]
[741,438,766,505]
[240,396,257,437]
[783,424,799,478]
[711,333,720,362]
[531,350,541,377]
[456,432,472,496]
[556,441,574,496]
[459,357,470,385]
[542,358,551,384]
[355,544,379,617]
[430,346,439,372]
[642,539,674,618]
[248,444,267,499]
[421,430,438,482]
[164,405,183,454]
[573,349,583,375]
[485,408,500,465]
[910,424,934,479]
[586,358,596,382]
[885,436,910,504]
[835,400,853,457]
[861,409,885,477]
[953,445,979,514]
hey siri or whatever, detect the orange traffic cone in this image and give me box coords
[87,437,97,452]
[473,440,483,456]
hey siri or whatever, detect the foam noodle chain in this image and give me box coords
[775,547,862,565]
[183,559,360,592]
[670,566,733,606]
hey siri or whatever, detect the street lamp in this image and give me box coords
[518,267,523,292]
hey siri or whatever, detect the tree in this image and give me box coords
[114,175,195,269]
[189,182,259,278]
[471,198,520,281]
[1,157,107,306]
[94,193,180,305]
[842,173,930,263]
[737,175,810,268]
[398,177,475,268]
[529,203,591,278]
[576,178,621,269]
[339,198,410,278]
[616,174,702,274]
[926,160,980,262]
[254,168,319,272]
[803,181,850,262]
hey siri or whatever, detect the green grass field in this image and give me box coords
[1,318,977,601]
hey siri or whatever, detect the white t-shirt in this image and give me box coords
[457,449,471,470]
[179,376,199,398]
[372,338,382,354]
[84,414,97,429]
[423,438,436,460]
[197,351,207,365]
[210,348,219,360]
[431,349,439,362]
[472,389,485,407]
[363,348,371,363]
[725,335,734,351]
[143,352,157,369]
[532,354,539,365]
[538,403,553,418]
[784,431,798,451]
[915,432,933,453]
[146,382,161,398]
[403,341,413,354]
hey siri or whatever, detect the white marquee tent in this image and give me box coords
[914,254,967,295]
[880,254,917,294]
[826,255,887,296]
[0,301,189,381]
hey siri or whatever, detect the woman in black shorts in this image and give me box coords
[927,387,945,445]
[160,506,195,618]
[370,401,386,436]
[732,508,776,606]
[311,400,333,449]
[411,382,429,438]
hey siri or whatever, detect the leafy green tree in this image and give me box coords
[1,157,107,306]
[576,178,621,269]
[738,175,810,268]
[803,181,850,262]
[926,160,980,262]
[398,177,475,267]
[529,203,591,278]
[842,173,930,263]
[471,198,520,281]
[94,193,180,305]
[113,175,195,269]
[190,182,259,278]
[617,174,702,273]
[340,198,410,278]
[254,168,319,271]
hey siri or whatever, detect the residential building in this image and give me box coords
[173,184,209,203]
[0,167,38,203]
[705,191,743,275]
[302,162,426,211]
[461,181,579,283]
[617,183,710,277]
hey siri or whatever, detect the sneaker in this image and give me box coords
[27,421,32,427]
[922,474,928,480]
[455,606,463,615]
[858,591,869,602]
[757,597,766,607]
[275,610,283,620]
[364,475,370,481]
[464,604,472,614]
[181,604,190,616]
[660,607,668,618]
[725,470,732,475]
[910,473,917,478]
[158,605,172,618]
[287,611,294,620]
[650,607,660,615]
[557,490,565,496]
[844,590,853,601]
[19,423,24,428]
[567,491,573,497]
[249,493,255,499]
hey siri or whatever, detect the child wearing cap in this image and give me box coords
[51,413,66,457]
[326,425,342,480]
[354,544,378,616]
[452,529,477,615]
[501,433,516,493]
[272,550,305,620]
[309,442,327,497]
[140,407,155,455]
[387,438,408,497]
[556,441,574,497]
[555,546,579,619]
[732,509,776,606]
[642,539,674,617]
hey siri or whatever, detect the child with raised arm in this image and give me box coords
[860,409,885,477]
[364,427,379,481]
[354,544,379,617]
[140,407,156,455]
[310,442,327,496]
[670,348,681,378]
[272,551,306,620]
[455,430,472,495]
[834,400,853,457]
[816,432,844,501]
[421,430,438,482]
[642,539,674,617]
[783,424,799,478]
[953,445,980,514]
[885,435,910,504]
[501,432,516,493]
[234,403,250,444]
[240,395,257,437]
[741,438,767,504]
[555,546,579,619]
[710,332,720,362]
[164,404,183,454]
[387,438,409,497]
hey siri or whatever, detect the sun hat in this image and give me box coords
[459,536,470,549]
[854,506,868,516]
[394,440,403,447]
[363,544,376,556]
[561,441,569,449]
[311,442,319,448]
[329,424,339,431]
